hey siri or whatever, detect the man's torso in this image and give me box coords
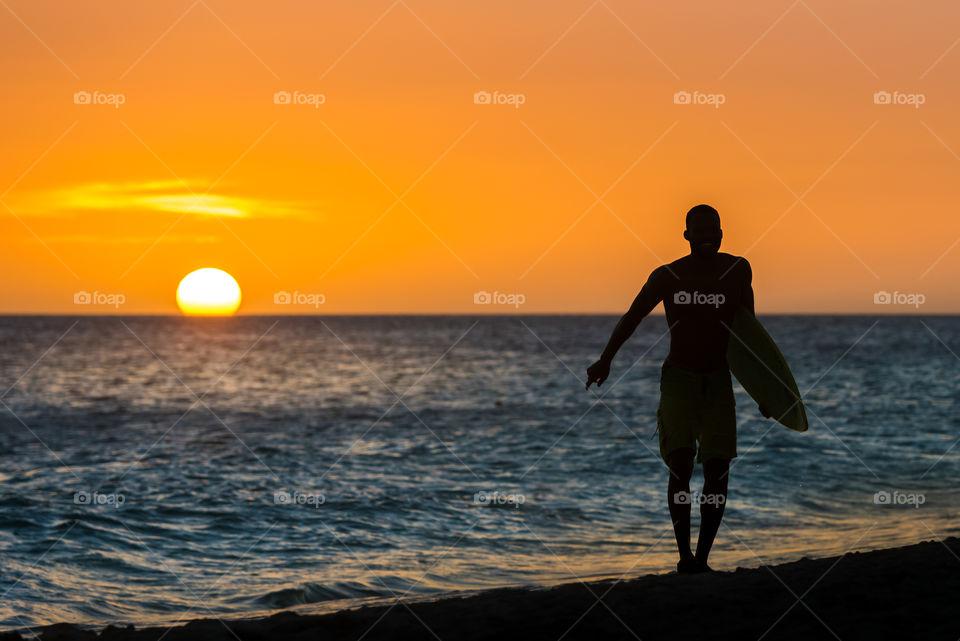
[654,253,750,372]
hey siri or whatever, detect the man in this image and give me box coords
[585,204,764,574]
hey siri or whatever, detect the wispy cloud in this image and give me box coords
[15,180,314,219]
[9,234,222,245]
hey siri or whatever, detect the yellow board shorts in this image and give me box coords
[656,361,737,464]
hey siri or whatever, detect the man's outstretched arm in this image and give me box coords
[585,269,664,390]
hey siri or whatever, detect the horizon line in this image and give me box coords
[0,312,956,318]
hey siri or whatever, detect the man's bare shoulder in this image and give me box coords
[718,253,751,277]
[649,260,683,285]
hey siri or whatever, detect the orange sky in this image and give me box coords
[2,0,959,314]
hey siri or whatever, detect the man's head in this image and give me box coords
[683,204,722,257]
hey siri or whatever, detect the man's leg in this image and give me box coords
[667,447,695,566]
[695,457,730,569]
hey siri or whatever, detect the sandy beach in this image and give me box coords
[15,536,958,641]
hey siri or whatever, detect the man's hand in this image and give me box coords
[585,359,610,390]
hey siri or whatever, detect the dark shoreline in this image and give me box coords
[11,536,959,641]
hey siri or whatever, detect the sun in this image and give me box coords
[176,268,241,316]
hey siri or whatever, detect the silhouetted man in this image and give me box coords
[586,204,759,573]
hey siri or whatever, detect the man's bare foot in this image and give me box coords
[676,554,698,574]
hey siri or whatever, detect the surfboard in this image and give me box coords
[726,306,808,432]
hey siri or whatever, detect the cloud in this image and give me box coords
[8,234,222,245]
[14,180,313,219]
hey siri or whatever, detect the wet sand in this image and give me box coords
[17,536,960,641]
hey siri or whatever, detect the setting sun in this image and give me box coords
[176,268,241,316]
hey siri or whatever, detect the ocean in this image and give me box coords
[0,315,957,631]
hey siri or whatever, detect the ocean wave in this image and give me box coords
[252,581,388,608]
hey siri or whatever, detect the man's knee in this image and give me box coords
[702,457,730,483]
[667,448,695,480]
